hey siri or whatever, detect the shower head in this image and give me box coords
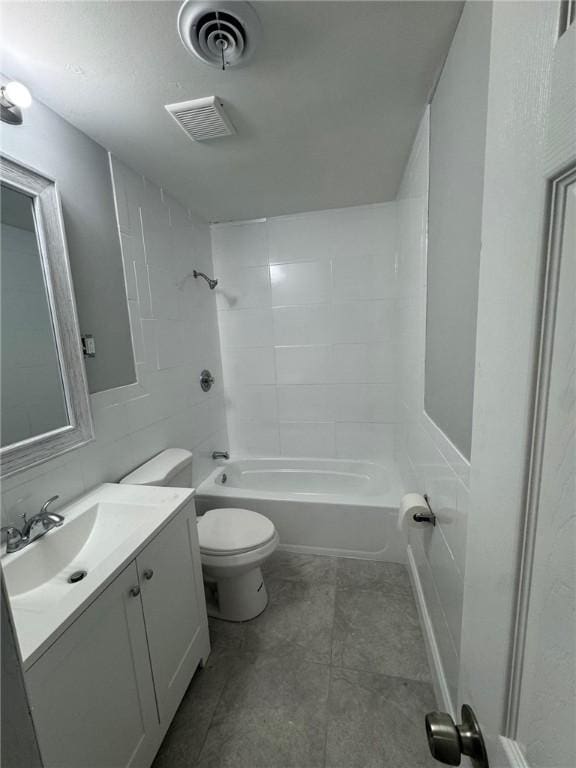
[193,269,218,289]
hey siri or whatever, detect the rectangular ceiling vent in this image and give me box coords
[165,96,235,142]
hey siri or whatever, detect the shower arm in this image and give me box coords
[193,270,218,290]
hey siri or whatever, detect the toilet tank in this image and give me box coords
[120,449,193,488]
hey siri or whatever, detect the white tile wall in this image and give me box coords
[275,345,332,385]
[212,203,399,461]
[395,108,469,710]
[279,421,336,459]
[1,157,228,528]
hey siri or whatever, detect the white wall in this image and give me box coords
[395,105,470,713]
[425,0,491,460]
[394,2,494,714]
[211,203,399,461]
[0,157,228,527]
[0,73,135,394]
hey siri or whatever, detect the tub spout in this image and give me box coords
[212,450,230,460]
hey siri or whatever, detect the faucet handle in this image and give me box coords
[1,526,21,539]
[1,526,23,553]
[40,495,60,515]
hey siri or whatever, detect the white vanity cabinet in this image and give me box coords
[135,503,207,725]
[25,561,160,768]
[24,502,209,768]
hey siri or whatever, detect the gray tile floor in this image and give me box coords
[153,552,437,768]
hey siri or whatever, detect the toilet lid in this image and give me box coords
[198,508,276,555]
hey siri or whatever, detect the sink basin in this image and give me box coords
[2,482,194,669]
[3,500,162,599]
[4,504,98,597]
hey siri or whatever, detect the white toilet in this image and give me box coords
[120,449,279,622]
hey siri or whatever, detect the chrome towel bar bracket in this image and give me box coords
[413,494,436,526]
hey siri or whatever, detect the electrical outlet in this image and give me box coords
[82,334,96,358]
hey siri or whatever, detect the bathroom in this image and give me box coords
[0,2,574,767]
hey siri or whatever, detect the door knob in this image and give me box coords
[425,705,489,768]
[143,569,154,580]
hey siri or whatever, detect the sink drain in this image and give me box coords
[68,570,87,584]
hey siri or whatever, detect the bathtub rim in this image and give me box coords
[195,456,404,510]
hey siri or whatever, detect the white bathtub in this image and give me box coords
[194,458,406,561]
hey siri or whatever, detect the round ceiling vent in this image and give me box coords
[178,1,261,69]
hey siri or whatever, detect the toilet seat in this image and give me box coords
[198,507,276,556]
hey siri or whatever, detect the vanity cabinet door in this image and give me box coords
[25,562,159,768]
[136,502,209,725]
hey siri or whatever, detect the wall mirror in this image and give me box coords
[0,156,93,477]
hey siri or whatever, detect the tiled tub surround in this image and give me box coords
[212,203,399,462]
[395,107,470,713]
[195,458,406,561]
[1,157,228,527]
[153,553,436,768]
[211,189,467,710]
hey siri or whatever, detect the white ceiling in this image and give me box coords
[1,1,462,222]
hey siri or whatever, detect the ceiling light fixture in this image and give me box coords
[0,81,32,125]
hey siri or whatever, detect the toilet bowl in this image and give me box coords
[120,449,279,622]
[199,507,279,621]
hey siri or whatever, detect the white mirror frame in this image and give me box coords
[0,155,93,478]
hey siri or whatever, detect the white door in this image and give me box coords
[26,562,159,768]
[435,7,575,768]
[510,167,576,768]
[136,503,209,726]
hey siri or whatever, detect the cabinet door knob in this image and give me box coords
[143,569,154,581]
[129,585,141,597]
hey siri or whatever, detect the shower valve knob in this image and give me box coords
[425,705,489,768]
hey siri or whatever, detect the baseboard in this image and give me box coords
[277,542,405,563]
[495,737,531,768]
[406,544,455,717]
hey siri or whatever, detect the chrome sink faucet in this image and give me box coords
[1,496,64,554]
